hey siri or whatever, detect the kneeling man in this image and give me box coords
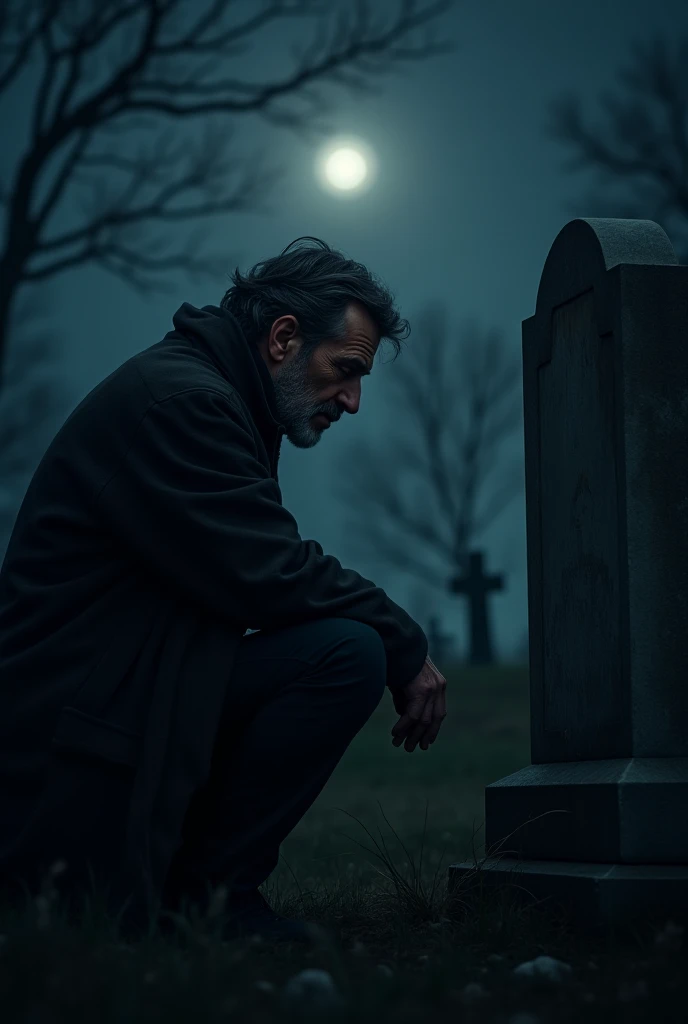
[0,237,447,942]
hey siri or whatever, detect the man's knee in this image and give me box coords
[330,619,387,703]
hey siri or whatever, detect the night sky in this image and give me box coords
[4,0,687,660]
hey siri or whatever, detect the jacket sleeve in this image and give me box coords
[94,387,428,691]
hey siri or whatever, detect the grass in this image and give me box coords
[0,663,686,1022]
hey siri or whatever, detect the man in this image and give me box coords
[0,237,447,944]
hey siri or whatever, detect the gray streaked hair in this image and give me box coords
[220,236,409,358]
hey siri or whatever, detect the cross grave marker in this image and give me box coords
[450,549,504,664]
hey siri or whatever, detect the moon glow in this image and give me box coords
[325,148,367,190]
[316,137,376,196]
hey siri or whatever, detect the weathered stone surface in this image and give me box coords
[449,218,688,931]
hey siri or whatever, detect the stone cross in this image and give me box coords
[449,217,688,933]
[450,550,504,664]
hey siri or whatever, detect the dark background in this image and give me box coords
[2,0,686,661]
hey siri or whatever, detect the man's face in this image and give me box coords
[258,301,380,449]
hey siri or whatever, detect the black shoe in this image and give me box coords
[223,889,314,945]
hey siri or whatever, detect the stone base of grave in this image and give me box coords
[447,858,688,933]
[447,756,688,933]
[483,757,688,863]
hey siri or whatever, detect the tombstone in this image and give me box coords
[426,613,456,669]
[450,550,504,664]
[448,218,688,932]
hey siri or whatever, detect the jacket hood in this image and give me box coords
[169,302,284,446]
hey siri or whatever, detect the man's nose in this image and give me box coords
[338,385,361,415]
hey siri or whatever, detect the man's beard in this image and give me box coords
[272,348,328,450]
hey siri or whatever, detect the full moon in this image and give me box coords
[316,137,376,197]
[324,147,367,191]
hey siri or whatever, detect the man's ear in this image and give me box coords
[268,314,300,362]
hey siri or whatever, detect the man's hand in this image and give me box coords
[390,655,447,752]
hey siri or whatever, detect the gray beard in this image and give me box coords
[272,350,328,450]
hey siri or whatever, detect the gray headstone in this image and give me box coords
[449,218,688,932]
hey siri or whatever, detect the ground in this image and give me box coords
[0,664,685,1022]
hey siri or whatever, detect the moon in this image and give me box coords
[325,148,367,190]
[316,137,376,197]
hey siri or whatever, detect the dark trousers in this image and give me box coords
[159,617,387,919]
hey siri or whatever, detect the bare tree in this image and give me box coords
[545,35,688,262]
[0,0,455,388]
[333,303,524,597]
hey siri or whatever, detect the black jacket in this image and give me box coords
[0,302,427,927]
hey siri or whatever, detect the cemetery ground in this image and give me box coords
[0,664,686,1023]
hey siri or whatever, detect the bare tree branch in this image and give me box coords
[0,0,456,388]
[546,34,688,261]
[34,123,276,252]
[32,125,95,229]
[0,1,62,94]
[473,459,524,536]
[341,513,448,590]
[24,120,281,289]
[383,305,463,531]
[154,0,324,57]
[118,1,454,124]
[334,304,524,599]
[333,438,455,561]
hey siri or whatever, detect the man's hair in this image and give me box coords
[220,236,409,359]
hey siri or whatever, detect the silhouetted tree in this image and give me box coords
[546,35,688,262]
[0,0,454,388]
[333,303,524,597]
